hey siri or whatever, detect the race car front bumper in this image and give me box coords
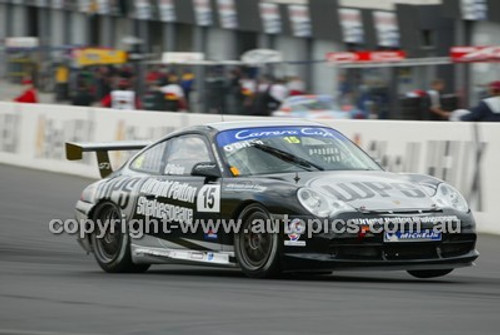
[280,210,478,272]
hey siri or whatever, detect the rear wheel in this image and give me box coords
[91,202,150,273]
[234,204,281,278]
[407,269,453,279]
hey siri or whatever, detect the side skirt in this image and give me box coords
[131,243,237,268]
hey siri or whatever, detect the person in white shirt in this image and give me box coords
[427,79,449,120]
[101,79,140,110]
[161,75,187,112]
[461,81,500,122]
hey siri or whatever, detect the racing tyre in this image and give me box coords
[407,269,453,279]
[234,204,281,278]
[91,202,150,273]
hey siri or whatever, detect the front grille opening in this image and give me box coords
[440,243,474,258]
[384,244,438,260]
[333,246,381,260]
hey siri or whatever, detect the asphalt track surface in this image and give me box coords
[1,164,500,335]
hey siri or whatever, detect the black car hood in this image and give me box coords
[261,170,439,211]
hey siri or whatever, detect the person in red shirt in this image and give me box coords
[14,79,38,103]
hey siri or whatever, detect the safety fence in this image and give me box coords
[0,102,498,234]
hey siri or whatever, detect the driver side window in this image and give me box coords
[164,135,212,176]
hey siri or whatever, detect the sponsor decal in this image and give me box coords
[284,219,306,247]
[197,185,221,213]
[313,180,427,201]
[0,113,20,154]
[357,136,486,211]
[140,179,197,204]
[223,139,263,153]
[224,183,267,193]
[96,176,143,210]
[136,196,194,224]
[191,252,204,260]
[35,116,94,162]
[349,216,459,226]
[384,230,442,243]
[204,230,218,240]
[164,164,186,175]
[207,252,214,261]
[195,163,217,170]
[217,127,345,147]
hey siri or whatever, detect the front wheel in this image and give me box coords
[91,202,150,273]
[407,269,453,279]
[234,204,281,278]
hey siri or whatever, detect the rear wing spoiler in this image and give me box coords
[65,141,150,178]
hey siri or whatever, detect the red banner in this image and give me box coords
[326,51,406,63]
[451,46,500,63]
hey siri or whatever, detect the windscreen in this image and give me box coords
[216,126,381,176]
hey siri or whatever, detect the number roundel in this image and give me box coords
[196,185,221,213]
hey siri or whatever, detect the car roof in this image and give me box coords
[205,119,325,131]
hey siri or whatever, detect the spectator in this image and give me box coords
[287,76,306,96]
[337,73,353,105]
[161,75,187,112]
[226,68,244,113]
[72,80,94,107]
[95,67,113,100]
[14,78,38,104]
[461,81,500,122]
[142,80,166,111]
[54,63,70,101]
[252,76,288,116]
[101,79,140,110]
[180,69,195,107]
[426,79,450,120]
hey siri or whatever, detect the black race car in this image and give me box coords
[66,120,478,278]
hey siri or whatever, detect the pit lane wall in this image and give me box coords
[0,102,498,234]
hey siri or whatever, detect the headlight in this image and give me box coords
[432,183,469,213]
[297,188,351,218]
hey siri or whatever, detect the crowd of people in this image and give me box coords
[12,64,307,116]
[406,79,500,122]
[10,64,500,122]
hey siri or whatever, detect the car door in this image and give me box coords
[158,134,222,251]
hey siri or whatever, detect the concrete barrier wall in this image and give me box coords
[0,102,498,234]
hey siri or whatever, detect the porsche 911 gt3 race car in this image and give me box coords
[65,120,478,278]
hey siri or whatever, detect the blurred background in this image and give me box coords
[1,0,499,120]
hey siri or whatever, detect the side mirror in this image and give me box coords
[191,162,221,179]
